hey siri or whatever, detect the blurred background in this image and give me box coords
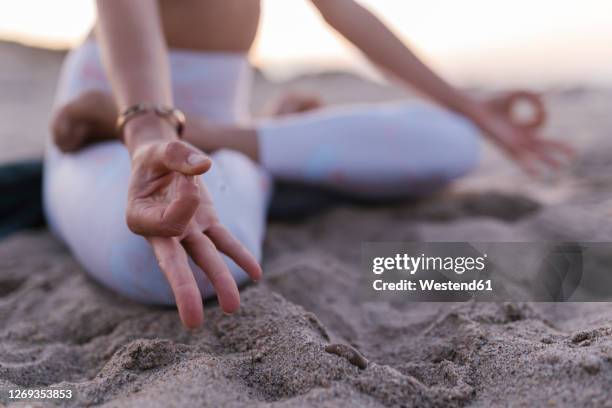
[0,0,611,164]
[2,0,611,85]
[3,4,612,405]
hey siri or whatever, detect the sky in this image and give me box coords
[0,0,611,86]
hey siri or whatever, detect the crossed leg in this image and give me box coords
[47,88,482,304]
[51,88,482,196]
[50,89,323,153]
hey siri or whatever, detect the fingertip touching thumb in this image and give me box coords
[187,153,210,167]
[186,152,212,175]
[161,141,212,175]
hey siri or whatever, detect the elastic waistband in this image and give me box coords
[81,39,249,63]
[58,40,253,124]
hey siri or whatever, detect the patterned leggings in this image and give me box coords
[43,40,480,305]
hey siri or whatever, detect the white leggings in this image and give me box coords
[44,41,480,305]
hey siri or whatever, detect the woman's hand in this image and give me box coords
[127,138,262,329]
[484,90,547,131]
[472,91,574,175]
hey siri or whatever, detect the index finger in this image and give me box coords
[149,236,204,329]
[127,175,200,237]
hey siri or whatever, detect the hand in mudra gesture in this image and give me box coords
[477,90,574,175]
[127,140,262,328]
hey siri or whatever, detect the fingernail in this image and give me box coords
[188,154,208,166]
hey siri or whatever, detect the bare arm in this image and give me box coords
[95,0,174,152]
[310,0,573,173]
[94,1,261,328]
[310,0,484,120]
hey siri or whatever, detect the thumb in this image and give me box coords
[157,140,212,175]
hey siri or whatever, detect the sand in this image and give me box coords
[1,40,612,407]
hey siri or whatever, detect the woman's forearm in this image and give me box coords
[313,0,487,122]
[95,0,176,153]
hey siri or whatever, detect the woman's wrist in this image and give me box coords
[123,114,178,157]
[453,98,498,139]
[454,96,488,125]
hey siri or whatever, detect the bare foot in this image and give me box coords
[50,90,119,152]
[267,90,324,117]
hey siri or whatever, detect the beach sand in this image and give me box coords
[1,41,612,407]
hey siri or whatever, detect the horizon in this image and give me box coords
[1,0,611,87]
